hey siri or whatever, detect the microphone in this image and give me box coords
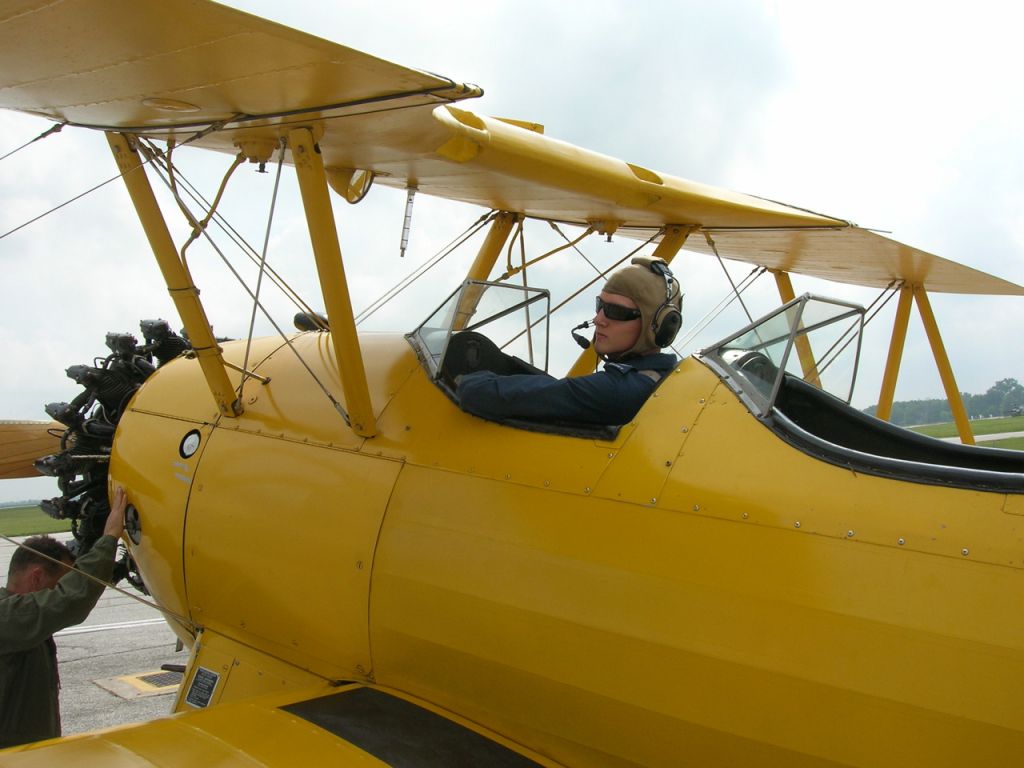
[571,321,591,350]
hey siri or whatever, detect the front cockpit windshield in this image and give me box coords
[407,280,551,382]
[700,294,865,417]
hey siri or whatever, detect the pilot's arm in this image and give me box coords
[455,364,660,426]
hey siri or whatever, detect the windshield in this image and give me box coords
[407,280,551,379]
[700,294,865,416]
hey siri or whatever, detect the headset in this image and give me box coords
[647,259,682,348]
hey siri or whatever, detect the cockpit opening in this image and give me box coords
[405,280,621,439]
[700,294,1024,492]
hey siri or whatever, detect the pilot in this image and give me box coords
[456,256,682,425]
[0,489,126,748]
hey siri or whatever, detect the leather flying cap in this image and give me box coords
[602,255,682,357]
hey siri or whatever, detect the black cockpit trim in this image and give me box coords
[767,376,1024,493]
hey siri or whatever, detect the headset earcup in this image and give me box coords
[652,304,682,347]
[644,259,682,348]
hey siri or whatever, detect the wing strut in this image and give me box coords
[465,212,518,282]
[452,212,518,332]
[876,284,975,444]
[914,286,975,444]
[877,286,914,422]
[107,132,242,418]
[289,128,376,437]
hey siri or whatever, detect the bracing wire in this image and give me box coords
[499,222,594,280]
[0,176,122,242]
[516,220,536,365]
[544,229,660,318]
[503,217,525,278]
[547,220,606,277]
[815,281,901,378]
[0,533,197,632]
[500,229,659,350]
[3,528,364,684]
[705,230,758,326]
[671,266,767,353]
[0,117,236,242]
[0,122,64,163]
[139,141,352,424]
[161,141,245,277]
[354,210,494,325]
[240,140,288,396]
[2,531,345,684]
[138,138,321,321]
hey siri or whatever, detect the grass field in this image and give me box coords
[909,415,1024,440]
[982,437,1024,451]
[0,505,71,537]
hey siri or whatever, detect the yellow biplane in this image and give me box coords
[1,1,1023,765]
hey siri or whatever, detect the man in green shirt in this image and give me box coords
[0,488,126,748]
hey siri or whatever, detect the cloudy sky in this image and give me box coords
[1,0,1022,501]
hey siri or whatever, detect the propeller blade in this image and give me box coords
[0,420,63,479]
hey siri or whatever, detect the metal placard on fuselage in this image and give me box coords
[184,666,220,708]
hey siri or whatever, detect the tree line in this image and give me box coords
[862,378,1024,426]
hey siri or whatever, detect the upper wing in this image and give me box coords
[1,0,1021,295]
[671,227,1023,294]
[0,0,479,129]
[0,421,61,480]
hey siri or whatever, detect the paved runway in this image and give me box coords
[1,533,188,738]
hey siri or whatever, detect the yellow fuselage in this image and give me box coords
[111,332,1024,767]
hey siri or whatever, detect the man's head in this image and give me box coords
[6,536,74,595]
[594,256,682,359]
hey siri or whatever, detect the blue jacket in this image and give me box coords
[455,352,677,426]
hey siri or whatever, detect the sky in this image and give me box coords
[1,0,1022,501]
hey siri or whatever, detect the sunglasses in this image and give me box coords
[595,296,642,322]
